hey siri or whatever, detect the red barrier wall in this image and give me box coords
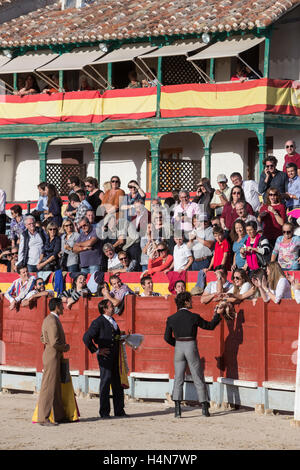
[0,295,299,386]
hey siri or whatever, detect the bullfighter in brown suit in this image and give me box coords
[37,297,70,426]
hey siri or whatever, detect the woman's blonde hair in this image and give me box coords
[267,261,287,291]
[46,221,59,236]
[60,218,75,235]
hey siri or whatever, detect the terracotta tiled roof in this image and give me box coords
[0,0,299,48]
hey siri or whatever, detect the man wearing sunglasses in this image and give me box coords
[258,155,288,203]
[283,140,300,175]
[73,217,104,274]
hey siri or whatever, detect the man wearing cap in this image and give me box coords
[210,174,231,217]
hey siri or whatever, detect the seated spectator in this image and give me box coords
[258,156,288,203]
[271,222,300,271]
[240,221,271,272]
[21,277,54,307]
[285,163,300,209]
[103,274,134,314]
[173,190,201,238]
[230,172,260,214]
[221,186,254,232]
[143,241,173,277]
[193,178,214,219]
[167,236,193,273]
[0,247,19,272]
[60,219,80,272]
[127,71,141,88]
[37,222,61,272]
[60,273,91,309]
[43,183,63,228]
[187,214,215,271]
[31,182,48,221]
[258,187,286,247]
[9,204,25,247]
[102,176,125,221]
[140,275,161,297]
[76,189,94,211]
[84,177,103,217]
[15,74,40,96]
[73,217,104,274]
[231,64,248,82]
[85,209,97,229]
[201,265,233,304]
[210,174,231,217]
[230,219,248,270]
[174,279,186,296]
[116,251,138,273]
[42,73,59,94]
[254,261,291,303]
[17,215,46,272]
[235,201,262,231]
[226,268,255,303]
[141,215,173,271]
[204,226,231,272]
[69,193,88,229]
[78,75,93,91]
[103,243,123,272]
[4,264,36,310]
[120,180,146,221]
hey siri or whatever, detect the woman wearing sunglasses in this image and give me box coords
[142,242,173,277]
[271,222,300,271]
[37,222,61,272]
[258,187,286,248]
[220,186,254,232]
[225,268,255,303]
[60,219,80,272]
[84,177,103,218]
[120,180,145,221]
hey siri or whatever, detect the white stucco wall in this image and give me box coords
[0,139,16,200]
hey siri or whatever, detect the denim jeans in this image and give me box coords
[81,265,100,274]
[27,264,38,273]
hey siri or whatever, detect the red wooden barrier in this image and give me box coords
[0,295,299,387]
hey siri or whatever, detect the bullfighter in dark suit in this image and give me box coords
[164,291,222,418]
[83,298,127,419]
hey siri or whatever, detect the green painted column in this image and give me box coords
[209,59,215,82]
[149,136,161,198]
[90,136,108,183]
[36,140,49,182]
[202,133,215,180]
[107,63,112,89]
[156,56,162,118]
[59,69,64,92]
[257,127,267,176]
[13,73,17,92]
[263,36,271,78]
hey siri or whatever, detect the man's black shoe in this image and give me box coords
[174,400,181,418]
[201,401,210,417]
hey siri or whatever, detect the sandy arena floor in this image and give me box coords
[0,391,300,451]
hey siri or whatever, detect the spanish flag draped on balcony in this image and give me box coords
[0,80,299,125]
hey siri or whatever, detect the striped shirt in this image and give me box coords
[4,276,36,304]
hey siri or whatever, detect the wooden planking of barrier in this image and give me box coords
[0,295,299,388]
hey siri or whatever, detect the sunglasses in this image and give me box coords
[232,191,241,195]
[64,223,72,228]
[286,145,294,148]
[265,164,275,168]
[111,180,120,183]
[36,282,44,287]
[233,276,242,280]
[128,185,136,189]
[157,248,167,252]
[283,230,292,234]
[79,224,89,228]
[85,184,92,188]
[48,228,57,231]
[269,193,278,196]
[119,257,127,261]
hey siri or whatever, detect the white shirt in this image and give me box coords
[189,226,215,259]
[242,180,260,213]
[173,243,192,271]
[103,314,118,330]
[267,277,291,303]
[50,311,59,319]
[204,280,233,294]
[228,282,252,295]
[17,230,44,266]
[108,253,122,271]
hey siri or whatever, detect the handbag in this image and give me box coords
[60,358,70,384]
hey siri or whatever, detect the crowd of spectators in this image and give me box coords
[1,139,300,311]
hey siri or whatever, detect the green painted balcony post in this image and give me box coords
[202,133,214,180]
[263,36,271,78]
[90,136,107,182]
[210,59,215,82]
[13,73,17,92]
[149,136,161,199]
[256,127,267,175]
[36,140,50,182]
[59,69,64,92]
[156,56,162,118]
[107,63,112,89]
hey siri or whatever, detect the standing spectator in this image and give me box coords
[169,235,193,273]
[240,221,271,272]
[60,219,80,272]
[76,189,93,211]
[85,209,97,229]
[69,193,88,229]
[210,174,231,217]
[32,182,48,221]
[17,215,46,272]
[173,190,200,238]
[9,204,25,247]
[271,223,300,271]
[258,187,286,247]
[37,222,61,272]
[44,183,63,228]
[230,172,260,214]
[73,217,104,274]
[285,163,300,210]
[120,180,146,221]
[84,177,103,218]
[122,200,150,268]
[254,261,291,303]
[140,275,161,297]
[258,156,288,203]
[4,264,36,310]
[0,187,6,234]
[102,176,125,221]
[230,219,248,270]
[187,214,215,271]
[221,186,254,232]
[283,140,300,175]
[193,178,214,219]
[205,226,231,272]
[64,176,82,220]
[234,201,262,231]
